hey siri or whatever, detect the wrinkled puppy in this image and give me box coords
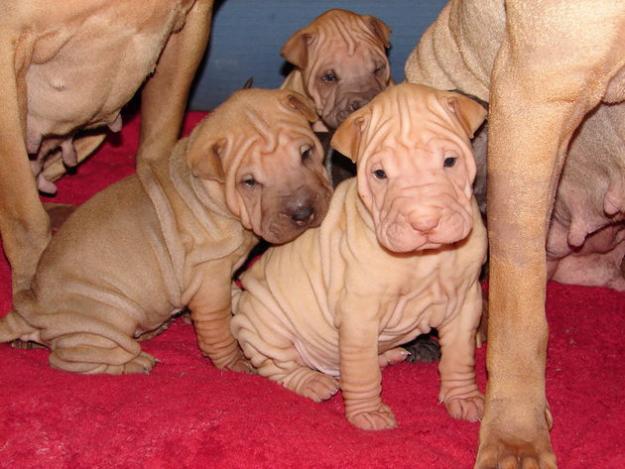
[232,83,487,430]
[281,9,392,131]
[0,89,332,375]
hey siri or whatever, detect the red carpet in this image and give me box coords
[1,111,624,468]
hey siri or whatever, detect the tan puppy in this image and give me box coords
[406,1,625,467]
[280,9,392,132]
[0,89,332,375]
[232,83,487,430]
[0,0,214,296]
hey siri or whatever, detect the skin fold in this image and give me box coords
[232,83,487,431]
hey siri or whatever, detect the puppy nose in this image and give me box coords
[349,98,366,111]
[285,196,316,226]
[411,217,440,233]
[290,205,314,225]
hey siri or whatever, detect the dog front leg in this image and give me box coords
[437,282,483,422]
[475,3,625,466]
[138,0,214,163]
[188,265,252,373]
[338,298,395,430]
[0,42,50,293]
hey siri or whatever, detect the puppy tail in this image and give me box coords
[0,311,35,343]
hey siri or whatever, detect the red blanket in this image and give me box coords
[1,112,624,468]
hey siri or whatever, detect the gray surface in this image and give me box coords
[188,0,446,110]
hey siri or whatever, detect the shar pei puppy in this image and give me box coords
[0,88,332,374]
[232,83,487,430]
[280,8,393,185]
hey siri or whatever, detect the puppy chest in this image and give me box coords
[377,263,475,347]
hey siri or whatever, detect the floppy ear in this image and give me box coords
[281,27,314,69]
[330,107,369,163]
[186,134,227,183]
[444,93,488,138]
[363,16,391,49]
[281,92,318,123]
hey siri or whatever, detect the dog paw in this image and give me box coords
[297,372,339,402]
[475,399,556,468]
[444,393,484,422]
[475,430,557,469]
[378,347,410,368]
[122,352,157,374]
[347,403,397,430]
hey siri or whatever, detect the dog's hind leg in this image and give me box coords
[238,334,339,402]
[232,291,339,401]
[266,362,339,403]
[0,311,37,343]
[48,333,156,375]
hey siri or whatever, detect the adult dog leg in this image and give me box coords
[0,44,50,293]
[476,3,625,467]
[138,0,214,163]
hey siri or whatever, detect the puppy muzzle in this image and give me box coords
[261,187,330,244]
[325,86,384,129]
[376,191,473,252]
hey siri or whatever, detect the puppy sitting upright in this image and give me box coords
[280,9,392,184]
[231,83,487,430]
[0,89,332,375]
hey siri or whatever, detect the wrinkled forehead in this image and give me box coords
[228,105,313,155]
[309,15,384,57]
[361,91,467,159]
[359,95,470,165]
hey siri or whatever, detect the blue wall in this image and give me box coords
[188,0,447,110]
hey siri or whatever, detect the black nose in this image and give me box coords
[336,97,371,124]
[291,205,314,224]
[349,98,365,111]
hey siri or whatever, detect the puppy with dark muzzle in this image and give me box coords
[0,88,332,375]
[280,9,392,185]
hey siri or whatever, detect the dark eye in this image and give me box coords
[301,146,312,162]
[374,63,386,75]
[321,70,337,83]
[241,176,257,188]
[373,169,387,180]
[443,156,457,168]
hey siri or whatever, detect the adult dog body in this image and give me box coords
[406,1,625,467]
[0,89,332,374]
[232,84,487,430]
[1,0,213,294]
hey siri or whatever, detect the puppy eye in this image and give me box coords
[241,177,257,188]
[321,70,338,83]
[443,156,457,168]
[374,63,386,75]
[373,169,387,180]
[300,145,312,162]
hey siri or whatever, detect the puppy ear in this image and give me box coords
[282,92,318,123]
[331,108,369,163]
[281,28,314,69]
[444,93,487,138]
[186,135,227,183]
[363,16,391,49]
